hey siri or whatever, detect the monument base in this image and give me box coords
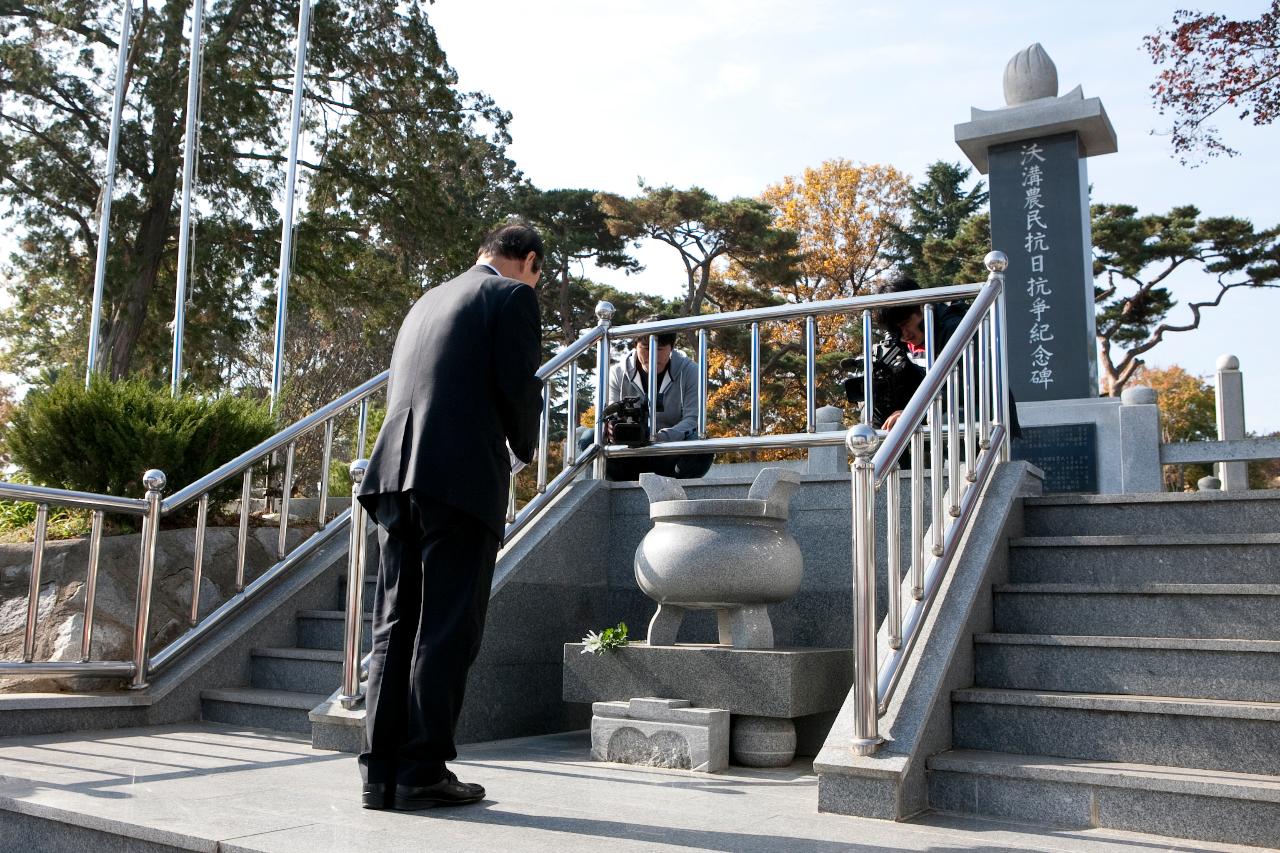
[1013,394,1161,494]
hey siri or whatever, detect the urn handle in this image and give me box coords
[748,467,802,516]
[639,472,688,505]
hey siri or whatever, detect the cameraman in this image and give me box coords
[850,275,1018,436]
[587,323,714,481]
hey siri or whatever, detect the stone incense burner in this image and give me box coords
[635,468,803,649]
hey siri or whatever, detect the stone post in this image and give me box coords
[1214,354,1247,491]
[1118,386,1163,493]
[807,405,845,474]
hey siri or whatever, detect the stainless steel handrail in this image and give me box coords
[334,272,1010,710]
[163,370,389,513]
[843,251,1010,755]
[0,482,148,515]
[147,506,353,679]
[870,280,1002,481]
[5,257,1013,713]
[608,283,984,338]
[536,325,604,381]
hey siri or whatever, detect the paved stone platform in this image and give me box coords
[0,722,1259,852]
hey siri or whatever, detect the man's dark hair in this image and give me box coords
[635,314,677,348]
[873,274,923,330]
[479,221,545,270]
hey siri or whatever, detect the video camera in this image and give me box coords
[841,335,922,426]
[601,394,661,447]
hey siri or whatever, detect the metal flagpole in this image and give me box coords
[170,0,206,396]
[269,0,312,414]
[86,0,134,388]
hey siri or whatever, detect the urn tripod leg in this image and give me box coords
[719,605,774,649]
[647,604,686,646]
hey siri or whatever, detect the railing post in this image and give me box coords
[647,333,660,440]
[130,469,166,689]
[340,459,369,709]
[924,305,944,557]
[697,328,709,439]
[846,423,882,756]
[592,301,615,480]
[750,322,762,435]
[984,251,1010,461]
[805,315,817,433]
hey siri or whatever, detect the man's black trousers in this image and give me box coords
[359,491,499,787]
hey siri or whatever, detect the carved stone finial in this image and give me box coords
[1003,43,1058,106]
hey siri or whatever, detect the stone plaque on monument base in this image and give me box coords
[1012,422,1098,493]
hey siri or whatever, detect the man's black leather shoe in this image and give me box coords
[361,783,391,810]
[393,772,485,810]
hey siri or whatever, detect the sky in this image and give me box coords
[427,0,1280,433]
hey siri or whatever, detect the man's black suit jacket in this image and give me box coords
[357,265,542,538]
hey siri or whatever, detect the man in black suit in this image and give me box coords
[356,223,543,811]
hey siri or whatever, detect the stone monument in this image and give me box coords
[955,43,1116,402]
[955,43,1147,494]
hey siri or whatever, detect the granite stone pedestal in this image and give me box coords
[591,697,729,772]
[565,643,852,767]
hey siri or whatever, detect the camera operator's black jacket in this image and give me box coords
[846,301,968,427]
[845,300,1019,437]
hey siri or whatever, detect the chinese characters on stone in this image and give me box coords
[1021,143,1054,389]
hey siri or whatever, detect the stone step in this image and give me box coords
[974,634,1280,702]
[296,609,372,651]
[336,573,377,612]
[250,647,344,695]
[992,583,1280,639]
[1022,492,1280,537]
[927,749,1280,849]
[200,687,328,735]
[951,688,1280,776]
[1008,535,1280,585]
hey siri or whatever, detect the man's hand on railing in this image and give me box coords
[881,410,905,431]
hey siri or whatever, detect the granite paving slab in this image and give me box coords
[0,722,1262,852]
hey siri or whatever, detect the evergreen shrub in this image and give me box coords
[5,377,276,499]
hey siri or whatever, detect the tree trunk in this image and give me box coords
[559,265,573,344]
[106,138,180,379]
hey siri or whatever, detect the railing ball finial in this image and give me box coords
[984,251,1009,273]
[845,423,880,458]
[349,458,369,486]
[595,301,615,323]
[142,469,167,492]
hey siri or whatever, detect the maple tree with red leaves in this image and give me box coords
[1145,2,1280,161]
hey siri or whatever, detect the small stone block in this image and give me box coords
[590,697,728,772]
[628,697,691,714]
[731,715,796,767]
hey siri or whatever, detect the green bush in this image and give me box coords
[327,406,387,496]
[5,377,277,499]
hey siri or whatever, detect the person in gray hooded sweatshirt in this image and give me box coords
[593,322,714,481]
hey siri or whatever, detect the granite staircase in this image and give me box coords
[926,492,1280,849]
[200,565,374,734]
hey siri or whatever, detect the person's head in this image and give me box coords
[633,315,677,374]
[874,274,925,347]
[477,221,544,286]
